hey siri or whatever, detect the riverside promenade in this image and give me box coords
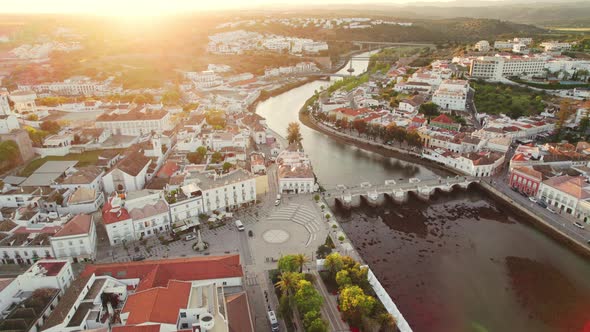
[314,198,413,332]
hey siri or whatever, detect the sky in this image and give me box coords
[2,0,463,15]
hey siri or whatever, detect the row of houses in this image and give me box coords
[0,255,253,332]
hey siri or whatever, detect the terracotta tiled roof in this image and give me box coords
[102,199,131,225]
[156,161,179,178]
[54,215,92,237]
[512,166,542,180]
[81,255,243,292]
[122,280,191,325]
[114,151,151,176]
[543,175,590,199]
[226,292,254,332]
[431,114,455,124]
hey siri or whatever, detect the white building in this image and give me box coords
[540,41,572,52]
[9,90,37,114]
[276,147,316,194]
[102,190,170,245]
[537,175,589,217]
[474,40,490,52]
[41,255,252,332]
[469,56,546,80]
[0,88,12,115]
[50,214,97,262]
[432,80,469,111]
[96,105,172,136]
[102,151,152,193]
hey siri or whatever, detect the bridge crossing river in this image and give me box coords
[323,176,483,204]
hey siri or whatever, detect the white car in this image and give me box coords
[574,222,585,229]
[184,234,196,241]
[546,206,557,214]
[528,197,537,203]
[274,199,281,206]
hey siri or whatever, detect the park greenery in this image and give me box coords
[272,254,328,332]
[327,73,369,93]
[471,80,548,119]
[315,112,422,148]
[322,253,397,331]
[0,141,21,173]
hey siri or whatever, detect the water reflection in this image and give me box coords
[336,187,590,332]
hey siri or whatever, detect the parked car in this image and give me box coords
[132,255,145,261]
[537,200,547,208]
[546,206,557,214]
[235,219,245,231]
[184,234,197,241]
[274,199,281,206]
[528,196,537,203]
[574,222,585,229]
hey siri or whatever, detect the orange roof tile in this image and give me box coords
[123,280,191,325]
[81,255,243,292]
[53,215,92,237]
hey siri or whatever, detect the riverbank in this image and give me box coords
[479,182,590,258]
[302,108,590,257]
[247,77,318,112]
[299,110,455,177]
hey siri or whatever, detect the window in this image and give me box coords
[180,312,187,318]
[181,323,188,329]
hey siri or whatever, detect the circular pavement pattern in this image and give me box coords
[262,229,290,244]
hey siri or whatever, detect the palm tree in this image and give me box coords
[275,272,300,298]
[293,254,310,273]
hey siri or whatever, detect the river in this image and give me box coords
[255,52,590,332]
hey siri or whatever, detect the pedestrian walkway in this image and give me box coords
[267,204,323,247]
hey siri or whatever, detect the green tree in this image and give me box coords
[419,102,440,117]
[222,162,233,173]
[307,318,328,332]
[275,271,302,297]
[303,310,321,329]
[579,114,590,135]
[294,280,323,314]
[324,252,344,277]
[287,122,303,146]
[211,151,223,164]
[339,285,377,325]
[293,253,309,273]
[196,146,207,156]
[0,140,21,166]
[335,270,352,289]
[187,152,204,164]
[278,255,300,273]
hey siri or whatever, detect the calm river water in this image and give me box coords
[255,52,590,332]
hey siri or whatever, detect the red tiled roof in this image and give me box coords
[123,280,191,325]
[36,261,67,276]
[332,107,371,117]
[156,161,179,178]
[431,114,455,124]
[81,255,243,292]
[543,175,590,199]
[226,292,254,332]
[412,116,427,124]
[102,199,131,225]
[512,166,542,180]
[53,215,92,237]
